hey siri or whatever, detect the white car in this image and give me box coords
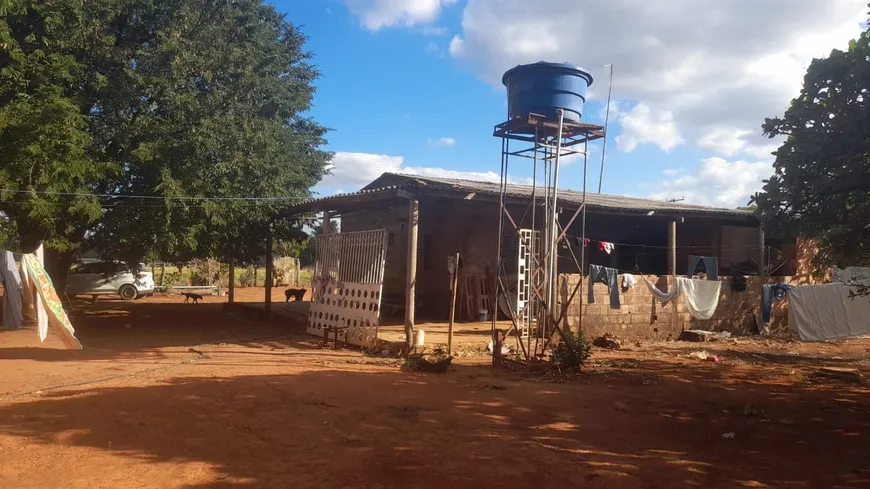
[65,261,155,300]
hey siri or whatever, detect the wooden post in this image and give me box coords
[668,219,678,331]
[492,329,503,367]
[160,262,166,288]
[295,257,301,287]
[265,225,273,313]
[253,266,258,287]
[323,211,332,234]
[758,224,766,276]
[448,252,460,356]
[404,199,419,349]
[228,258,235,304]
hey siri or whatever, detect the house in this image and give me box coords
[283,172,808,342]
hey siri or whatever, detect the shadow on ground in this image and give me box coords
[1,360,869,488]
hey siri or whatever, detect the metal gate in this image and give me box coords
[308,229,388,348]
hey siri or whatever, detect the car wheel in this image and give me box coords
[119,285,138,300]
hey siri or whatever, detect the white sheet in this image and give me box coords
[676,277,721,320]
[644,277,681,304]
[788,284,870,341]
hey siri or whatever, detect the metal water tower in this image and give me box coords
[492,61,605,359]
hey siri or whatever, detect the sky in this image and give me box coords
[273,0,868,209]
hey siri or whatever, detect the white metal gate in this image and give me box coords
[308,229,388,348]
[517,229,542,336]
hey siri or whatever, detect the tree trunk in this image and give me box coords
[43,247,77,304]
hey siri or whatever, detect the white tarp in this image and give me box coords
[788,284,870,341]
[832,267,870,285]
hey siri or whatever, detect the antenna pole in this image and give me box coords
[597,64,613,194]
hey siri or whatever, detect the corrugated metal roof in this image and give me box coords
[365,173,754,219]
[285,173,755,221]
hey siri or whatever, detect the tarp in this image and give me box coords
[788,284,870,341]
[21,254,82,350]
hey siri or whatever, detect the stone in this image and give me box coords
[593,333,621,350]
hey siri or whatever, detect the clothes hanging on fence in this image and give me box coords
[644,278,682,304]
[761,283,793,323]
[622,273,637,289]
[21,254,82,350]
[687,255,719,281]
[788,284,870,341]
[599,241,615,255]
[676,277,721,320]
[588,265,620,309]
[0,251,23,329]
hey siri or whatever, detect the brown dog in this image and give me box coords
[285,288,305,302]
[183,292,202,304]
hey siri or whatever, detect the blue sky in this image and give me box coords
[271,0,866,208]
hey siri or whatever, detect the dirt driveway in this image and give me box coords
[0,291,869,488]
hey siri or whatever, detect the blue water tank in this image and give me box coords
[502,61,593,122]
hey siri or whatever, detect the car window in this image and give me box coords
[72,263,101,274]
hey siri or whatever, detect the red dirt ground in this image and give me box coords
[1,289,869,488]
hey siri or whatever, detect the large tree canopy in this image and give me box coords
[0,0,329,280]
[753,10,870,269]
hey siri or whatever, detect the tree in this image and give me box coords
[753,7,870,270]
[0,0,330,287]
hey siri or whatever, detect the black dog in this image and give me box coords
[183,292,202,304]
[285,288,305,302]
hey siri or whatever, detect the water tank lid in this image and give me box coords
[501,61,594,87]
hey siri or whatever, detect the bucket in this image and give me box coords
[478,309,489,322]
[414,329,425,347]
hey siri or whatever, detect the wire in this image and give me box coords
[0,188,306,202]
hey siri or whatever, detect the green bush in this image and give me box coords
[238,267,256,287]
[551,330,592,372]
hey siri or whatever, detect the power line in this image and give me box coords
[0,188,307,202]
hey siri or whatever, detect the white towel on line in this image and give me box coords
[676,277,721,320]
[622,273,637,289]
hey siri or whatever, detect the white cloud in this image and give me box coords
[662,168,683,176]
[425,41,440,54]
[346,0,458,31]
[649,157,772,208]
[450,0,866,157]
[319,152,532,190]
[321,152,404,187]
[612,103,683,152]
[428,137,456,147]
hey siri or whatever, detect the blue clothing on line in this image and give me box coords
[762,283,793,323]
[688,255,719,281]
[588,265,620,309]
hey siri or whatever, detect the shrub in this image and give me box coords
[551,330,592,372]
[238,267,256,287]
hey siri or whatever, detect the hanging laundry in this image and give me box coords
[599,241,615,255]
[676,277,721,320]
[588,265,620,309]
[762,283,794,323]
[687,255,719,281]
[0,251,24,329]
[621,273,637,289]
[788,284,870,341]
[574,237,591,247]
[21,254,82,350]
[644,278,682,304]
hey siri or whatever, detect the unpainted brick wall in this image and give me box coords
[558,274,802,341]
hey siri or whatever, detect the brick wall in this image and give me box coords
[557,273,805,340]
